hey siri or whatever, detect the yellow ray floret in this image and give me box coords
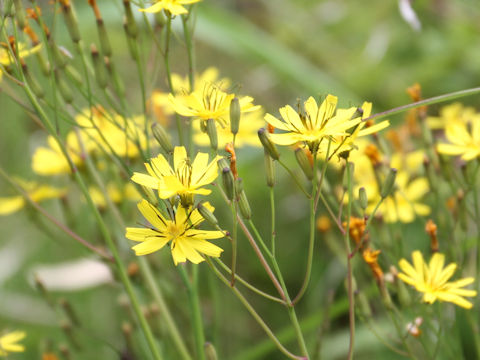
[0,331,26,356]
[126,200,224,265]
[398,251,477,309]
[132,146,221,204]
[139,0,201,15]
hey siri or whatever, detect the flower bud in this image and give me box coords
[238,190,252,220]
[358,187,368,210]
[96,19,112,57]
[13,0,26,29]
[222,167,235,200]
[258,128,279,160]
[151,123,173,154]
[230,97,240,135]
[60,1,81,43]
[123,19,138,60]
[294,147,313,180]
[217,158,229,172]
[122,0,138,38]
[206,118,218,151]
[22,63,44,99]
[380,168,397,199]
[264,150,275,187]
[91,44,107,89]
[197,201,218,226]
[205,342,218,360]
[54,69,73,104]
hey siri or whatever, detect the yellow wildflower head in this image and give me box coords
[437,120,480,161]
[126,200,224,265]
[169,83,260,126]
[132,146,221,206]
[264,95,367,153]
[139,0,202,15]
[398,251,477,309]
[0,331,26,356]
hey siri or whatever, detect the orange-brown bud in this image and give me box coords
[225,142,238,179]
[343,216,366,246]
[364,144,381,166]
[267,123,275,134]
[362,247,384,284]
[425,219,438,252]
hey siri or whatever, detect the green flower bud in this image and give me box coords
[264,150,275,187]
[61,2,81,43]
[55,69,73,104]
[91,44,107,89]
[358,187,368,210]
[217,158,229,172]
[380,168,397,199]
[123,20,138,60]
[205,342,218,360]
[230,97,241,135]
[13,0,26,29]
[234,178,244,199]
[206,118,218,151]
[258,128,279,160]
[96,18,112,57]
[22,64,44,99]
[238,190,252,220]
[222,167,235,200]
[123,0,138,38]
[197,201,218,226]
[294,147,313,180]
[151,123,174,154]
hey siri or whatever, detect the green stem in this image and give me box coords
[344,162,355,360]
[205,258,306,360]
[269,187,276,256]
[179,266,206,360]
[18,72,162,360]
[181,13,195,153]
[230,202,238,286]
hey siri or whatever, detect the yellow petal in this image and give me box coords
[137,200,169,230]
[132,238,169,256]
[0,196,25,215]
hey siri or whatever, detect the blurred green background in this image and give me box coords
[1,0,479,359]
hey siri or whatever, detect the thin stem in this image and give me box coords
[0,167,113,261]
[213,258,284,303]
[205,258,306,360]
[278,159,311,198]
[292,152,317,305]
[364,86,480,123]
[269,187,276,256]
[178,266,206,360]
[181,13,195,153]
[230,201,238,286]
[344,161,355,360]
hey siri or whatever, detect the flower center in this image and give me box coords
[167,223,183,239]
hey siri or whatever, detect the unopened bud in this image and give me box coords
[230,97,240,135]
[54,69,73,104]
[217,158,229,172]
[13,0,26,29]
[96,19,112,57]
[205,342,218,360]
[294,147,313,180]
[238,190,252,220]
[197,201,218,226]
[152,123,173,154]
[123,0,138,38]
[222,167,235,200]
[123,20,138,60]
[206,118,218,151]
[380,168,397,199]
[258,128,279,160]
[358,187,368,210]
[91,44,107,88]
[234,178,244,198]
[22,63,44,98]
[264,150,275,187]
[61,2,81,43]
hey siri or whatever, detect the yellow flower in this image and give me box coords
[139,0,201,15]
[193,110,264,148]
[0,41,41,81]
[427,102,478,130]
[169,83,260,126]
[151,67,231,122]
[0,180,66,215]
[131,146,221,205]
[264,95,362,153]
[0,331,26,356]
[32,132,89,176]
[398,251,477,309]
[437,120,480,161]
[126,200,224,265]
[76,107,146,159]
[318,101,390,156]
